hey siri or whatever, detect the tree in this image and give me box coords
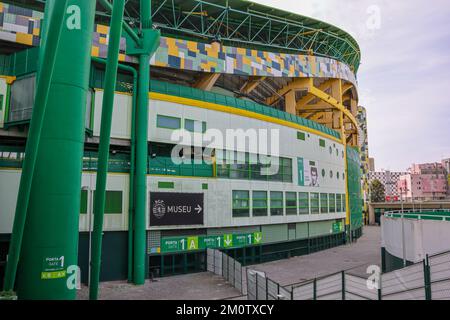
[370,179,386,202]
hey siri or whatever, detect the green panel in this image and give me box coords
[0,94,3,111]
[297,131,306,141]
[158,181,175,189]
[80,190,88,214]
[91,191,123,214]
[261,224,288,244]
[202,183,208,190]
[319,139,326,148]
[346,146,363,230]
[104,191,123,214]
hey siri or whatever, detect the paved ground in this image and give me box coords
[250,226,381,287]
[77,272,241,300]
[77,226,380,299]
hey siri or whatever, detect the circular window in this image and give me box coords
[330,170,333,178]
[337,172,340,179]
[329,146,332,154]
[336,149,339,157]
[322,169,326,177]
[342,151,345,158]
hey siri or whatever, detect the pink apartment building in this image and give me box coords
[398,163,448,200]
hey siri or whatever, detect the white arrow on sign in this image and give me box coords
[195,205,202,214]
[224,235,232,246]
[254,233,262,243]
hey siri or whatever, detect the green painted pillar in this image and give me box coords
[133,0,153,285]
[14,0,96,299]
[134,51,150,285]
[2,0,67,294]
[89,0,126,300]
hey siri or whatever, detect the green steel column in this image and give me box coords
[134,0,153,285]
[134,52,150,285]
[13,0,96,300]
[2,0,69,294]
[90,0,126,301]
[91,57,138,283]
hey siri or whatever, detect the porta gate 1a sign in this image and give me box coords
[160,232,263,253]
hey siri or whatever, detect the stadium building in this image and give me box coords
[0,0,363,298]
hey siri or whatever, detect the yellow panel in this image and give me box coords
[0,3,3,12]
[99,36,107,45]
[16,33,33,46]
[91,46,99,57]
[97,24,109,35]
[119,54,126,62]
[33,28,40,36]
[187,41,198,52]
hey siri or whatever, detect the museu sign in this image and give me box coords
[150,192,204,226]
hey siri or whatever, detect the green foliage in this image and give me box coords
[370,179,386,203]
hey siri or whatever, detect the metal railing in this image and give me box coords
[209,247,450,300]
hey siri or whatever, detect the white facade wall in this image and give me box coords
[1,90,347,233]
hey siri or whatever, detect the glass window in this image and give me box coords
[252,191,268,217]
[232,190,250,217]
[342,194,346,212]
[320,193,328,214]
[85,89,93,130]
[270,191,284,216]
[299,192,309,215]
[185,119,206,133]
[310,193,319,214]
[297,131,306,141]
[157,115,181,129]
[329,194,336,213]
[229,151,249,180]
[9,74,36,122]
[336,194,342,212]
[285,192,297,215]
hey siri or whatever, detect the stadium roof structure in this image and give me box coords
[98,0,361,73]
[7,0,361,72]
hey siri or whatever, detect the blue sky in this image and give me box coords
[254,0,450,171]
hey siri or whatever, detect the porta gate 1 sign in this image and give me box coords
[160,232,263,253]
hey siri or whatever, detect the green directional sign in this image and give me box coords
[332,222,343,233]
[160,232,263,253]
[199,235,221,249]
[223,234,233,248]
[253,232,263,244]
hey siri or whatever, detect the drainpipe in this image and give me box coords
[2,0,69,294]
[89,0,126,300]
[91,57,137,283]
